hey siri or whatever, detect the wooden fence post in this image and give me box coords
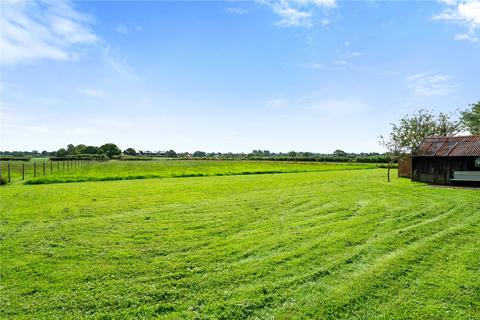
[50,161,53,174]
[8,160,11,183]
[34,162,37,177]
[22,163,25,180]
[0,161,2,180]
[43,161,46,176]
[57,161,60,171]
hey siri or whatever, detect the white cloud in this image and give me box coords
[341,51,363,58]
[259,0,336,27]
[266,98,289,109]
[115,24,129,34]
[275,6,312,26]
[115,24,142,34]
[433,0,480,42]
[406,71,457,97]
[299,61,345,71]
[300,50,362,71]
[454,32,479,41]
[439,0,459,5]
[225,8,249,15]
[0,0,98,65]
[297,0,336,7]
[101,45,140,81]
[308,63,325,69]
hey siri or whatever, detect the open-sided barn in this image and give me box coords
[412,135,480,186]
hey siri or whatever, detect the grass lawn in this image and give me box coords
[1,167,479,319]
[3,159,377,185]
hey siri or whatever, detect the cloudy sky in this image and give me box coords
[1,0,479,153]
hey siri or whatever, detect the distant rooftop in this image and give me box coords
[416,135,480,157]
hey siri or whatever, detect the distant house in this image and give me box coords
[412,135,480,186]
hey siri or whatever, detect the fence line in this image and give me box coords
[0,159,96,184]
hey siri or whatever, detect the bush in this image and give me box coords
[0,177,8,185]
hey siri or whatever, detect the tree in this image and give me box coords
[83,146,100,154]
[123,148,137,156]
[288,151,297,158]
[57,148,67,157]
[166,150,177,158]
[379,109,462,181]
[379,126,408,182]
[333,149,347,157]
[461,101,480,134]
[66,144,75,155]
[391,109,462,154]
[74,144,87,154]
[193,151,206,158]
[100,143,122,158]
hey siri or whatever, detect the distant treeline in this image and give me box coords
[0,145,389,163]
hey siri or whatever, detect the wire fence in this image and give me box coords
[0,159,95,184]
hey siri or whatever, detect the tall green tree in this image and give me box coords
[333,150,347,157]
[460,101,480,134]
[193,151,206,158]
[123,148,137,156]
[66,144,75,155]
[57,148,67,157]
[83,146,100,154]
[100,143,122,158]
[390,109,462,154]
[74,144,87,154]
[166,150,177,158]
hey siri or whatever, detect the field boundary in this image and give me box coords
[22,166,380,185]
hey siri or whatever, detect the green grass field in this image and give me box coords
[2,159,376,185]
[1,162,479,319]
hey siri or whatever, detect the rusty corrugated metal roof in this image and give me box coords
[415,135,480,157]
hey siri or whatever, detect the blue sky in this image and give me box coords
[1,0,479,153]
